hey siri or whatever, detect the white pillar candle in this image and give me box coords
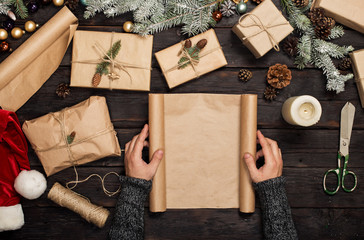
[281,95,322,127]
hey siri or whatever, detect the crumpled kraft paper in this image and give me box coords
[350,49,364,108]
[312,0,364,34]
[70,31,153,91]
[0,7,78,112]
[149,93,257,213]
[232,0,293,58]
[22,96,121,176]
[155,29,227,89]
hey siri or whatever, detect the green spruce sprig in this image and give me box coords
[12,0,28,19]
[96,40,121,75]
[281,0,354,93]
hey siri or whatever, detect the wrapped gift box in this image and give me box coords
[232,0,293,58]
[22,96,121,176]
[312,0,364,34]
[155,29,227,89]
[71,31,153,91]
[350,49,364,108]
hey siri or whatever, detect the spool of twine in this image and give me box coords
[48,182,110,228]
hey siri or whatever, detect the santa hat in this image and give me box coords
[0,109,47,232]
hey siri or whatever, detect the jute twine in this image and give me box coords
[163,41,222,78]
[238,13,291,52]
[48,182,110,228]
[72,32,151,89]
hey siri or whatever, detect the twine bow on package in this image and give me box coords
[148,93,257,213]
[22,96,121,176]
[232,0,293,58]
[0,7,78,112]
[155,29,227,89]
[70,30,153,91]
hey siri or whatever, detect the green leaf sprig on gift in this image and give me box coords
[92,40,121,87]
[178,38,208,69]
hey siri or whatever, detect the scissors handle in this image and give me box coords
[342,169,358,192]
[323,168,341,195]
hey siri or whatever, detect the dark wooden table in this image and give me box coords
[1,1,364,239]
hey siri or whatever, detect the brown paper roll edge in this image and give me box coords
[0,7,78,91]
[239,94,257,213]
[149,94,167,212]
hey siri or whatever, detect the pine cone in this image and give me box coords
[56,83,71,98]
[264,86,278,101]
[251,0,264,4]
[92,73,101,87]
[282,36,298,57]
[220,0,236,17]
[316,17,335,30]
[338,57,352,71]
[292,0,309,8]
[315,26,331,39]
[308,8,325,25]
[267,64,292,89]
[65,0,79,11]
[238,69,253,82]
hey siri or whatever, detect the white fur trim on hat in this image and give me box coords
[14,170,47,200]
[0,204,24,232]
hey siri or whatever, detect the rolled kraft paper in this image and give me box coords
[149,94,166,212]
[240,95,257,213]
[0,7,78,112]
[48,182,109,228]
[282,95,322,127]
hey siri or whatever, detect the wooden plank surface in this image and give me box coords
[1,1,364,239]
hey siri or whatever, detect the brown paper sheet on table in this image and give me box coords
[155,29,227,89]
[22,96,121,176]
[0,7,78,112]
[232,0,293,58]
[350,49,364,108]
[312,0,364,34]
[149,94,257,213]
[70,31,153,91]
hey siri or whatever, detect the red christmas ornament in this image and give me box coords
[0,41,10,52]
[212,10,223,22]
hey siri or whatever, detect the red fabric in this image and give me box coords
[0,110,30,207]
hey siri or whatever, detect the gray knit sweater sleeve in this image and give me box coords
[109,175,152,240]
[254,176,298,240]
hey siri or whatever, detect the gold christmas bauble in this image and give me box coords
[123,21,134,33]
[0,29,8,40]
[25,21,38,32]
[53,0,64,7]
[11,27,24,39]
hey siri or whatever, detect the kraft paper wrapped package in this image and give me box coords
[312,0,364,34]
[0,7,78,112]
[350,49,364,108]
[155,29,227,89]
[232,0,293,58]
[71,31,153,91]
[22,96,121,176]
[149,94,257,213]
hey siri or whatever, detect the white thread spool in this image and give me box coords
[281,95,322,127]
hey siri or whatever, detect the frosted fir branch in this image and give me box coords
[295,34,312,69]
[84,0,114,19]
[314,39,354,58]
[134,0,165,22]
[327,25,344,40]
[0,1,12,15]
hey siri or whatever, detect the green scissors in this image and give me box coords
[323,102,358,195]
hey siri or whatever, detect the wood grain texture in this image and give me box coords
[1,0,364,239]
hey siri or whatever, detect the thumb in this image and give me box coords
[148,149,163,176]
[244,153,259,179]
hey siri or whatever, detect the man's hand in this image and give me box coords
[244,130,283,183]
[124,124,163,181]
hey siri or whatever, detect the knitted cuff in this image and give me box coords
[254,176,286,200]
[119,175,152,207]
